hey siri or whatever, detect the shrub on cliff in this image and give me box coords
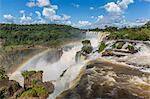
[0,69,8,80]
[22,71,36,79]
[98,41,106,53]
[81,40,93,54]
[81,46,93,54]
[82,40,91,45]
[20,88,37,97]
[33,85,48,96]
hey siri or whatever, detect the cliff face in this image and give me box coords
[75,40,93,62]
[0,48,44,73]
[0,69,21,98]
[0,70,54,99]
[23,71,43,89]
[57,59,150,99]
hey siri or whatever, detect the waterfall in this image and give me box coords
[9,31,101,97]
[9,31,150,99]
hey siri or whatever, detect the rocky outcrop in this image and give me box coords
[75,40,93,62]
[0,69,21,98]
[57,59,150,99]
[0,70,54,99]
[99,40,139,57]
[22,71,43,89]
[18,70,54,99]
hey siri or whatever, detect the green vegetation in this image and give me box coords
[20,88,37,97]
[0,69,8,80]
[32,85,48,96]
[108,27,150,41]
[22,71,36,79]
[127,44,135,51]
[98,41,107,52]
[81,46,93,54]
[20,85,48,97]
[89,21,150,41]
[82,40,91,45]
[81,40,93,54]
[0,24,83,47]
[115,42,125,49]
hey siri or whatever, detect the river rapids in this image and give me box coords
[9,32,150,99]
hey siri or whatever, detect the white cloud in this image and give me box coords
[42,7,71,24]
[42,7,56,18]
[20,12,32,24]
[27,0,50,7]
[20,10,25,14]
[37,0,50,7]
[78,21,91,27]
[33,11,47,24]
[96,15,104,21]
[3,14,15,23]
[71,3,80,8]
[104,2,121,13]
[89,7,94,10]
[8,0,71,25]
[26,0,36,7]
[104,0,134,13]
[90,0,134,28]
[118,0,134,9]
[62,14,71,21]
[91,16,95,19]
[35,11,41,18]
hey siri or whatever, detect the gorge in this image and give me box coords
[7,31,150,99]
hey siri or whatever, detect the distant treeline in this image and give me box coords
[89,21,150,41]
[0,24,84,46]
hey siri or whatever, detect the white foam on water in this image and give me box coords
[9,32,150,99]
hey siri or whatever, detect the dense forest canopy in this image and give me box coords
[89,21,150,41]
[0,24,84,46]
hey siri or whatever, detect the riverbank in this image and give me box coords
[0,37,84,74]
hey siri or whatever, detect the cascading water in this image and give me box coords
[9,31,150,99]
[9,31,103,98]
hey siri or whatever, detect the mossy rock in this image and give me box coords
[33,85,48,96]
[81,46,93,54]
[22,71,36,79]
[20,85,48,98]
[82,40,91,45]
[20,88,37,97]
[0,69,8,80]
[127,45,135,51]
[127,45,136,53]
[115,42,125,49]
[98,41,107,53]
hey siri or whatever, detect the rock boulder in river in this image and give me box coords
[76,40,93,62]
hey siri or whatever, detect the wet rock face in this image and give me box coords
[102,50,126,57]
[0,80,21,98]
[0,70,54,99]
[57,60,150,99]
[22,71,43,89]
[75,40,93,62]
[19,70,54,99]
[99,40,139,57]
[0,69,21,98]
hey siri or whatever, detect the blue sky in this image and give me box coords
[0,0,150,28]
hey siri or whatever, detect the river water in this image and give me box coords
[9,32,150,99]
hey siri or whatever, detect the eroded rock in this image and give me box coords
[57,59,150,99]
[75,40,93,62]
